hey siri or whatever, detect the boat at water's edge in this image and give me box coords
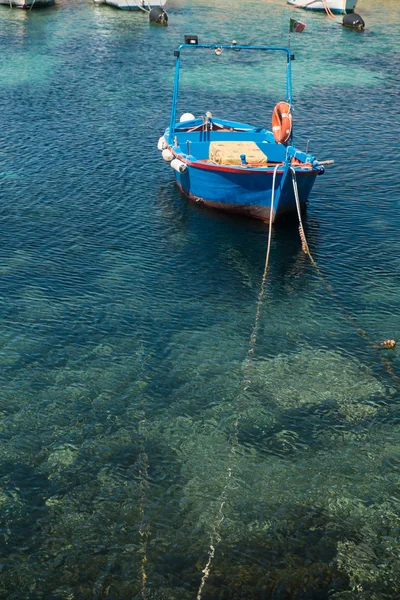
[287,0,357,14]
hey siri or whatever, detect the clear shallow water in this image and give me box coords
[1,0,400,598]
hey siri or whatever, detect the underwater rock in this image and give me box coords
[337,398,379,423]
[0,488,10,510]
[47,445,78,472]
[0,249,31,275]
[336,539,381,592]
[0,350,20,366]
[252,347,385,410]
[220,245,259,289]
[92,343,114,356]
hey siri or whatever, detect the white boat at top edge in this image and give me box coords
[93,0,167,10]
[0,0,54,6]
[287,0,357,14]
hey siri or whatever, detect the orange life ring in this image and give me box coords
[272,101,292,144]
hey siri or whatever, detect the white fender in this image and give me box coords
[162,148,174,162]
[158,136,168,151]
[170,158,187,173]
[180,112,195,123]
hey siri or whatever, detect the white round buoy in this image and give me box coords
[157,136,168,151]
[179,112,195,123]
[162,148,174,162]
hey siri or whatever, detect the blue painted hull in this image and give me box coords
[174,164,317,221]
[161,113,324,222]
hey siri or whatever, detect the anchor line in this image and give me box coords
[136,351,154,600]
[321,0,337,19]
[196,165,280,600]
[291,167,400,387]
[132,350,152,599]
[138,442,150,599]
[292,0,337,20]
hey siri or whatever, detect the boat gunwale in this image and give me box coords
[169,147,318,176]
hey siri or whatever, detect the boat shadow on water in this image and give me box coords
[154,179,319,292]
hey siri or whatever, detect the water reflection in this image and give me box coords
[1,0,400,597]
[155,179,319,294]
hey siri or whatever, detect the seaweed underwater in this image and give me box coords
[1,0,400,598]
[0,232,399,596]
[1,258,400,599]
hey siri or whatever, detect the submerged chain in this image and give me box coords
[135,351,152,599]
[138,440,150,599]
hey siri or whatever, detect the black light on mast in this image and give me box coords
[184,35,198,45]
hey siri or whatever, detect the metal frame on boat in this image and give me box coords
[158,38,326,223]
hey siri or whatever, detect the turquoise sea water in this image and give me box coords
[1,0,400,598]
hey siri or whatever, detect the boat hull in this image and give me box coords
[0,0,54,6]
[173,162,318,222]
[287,0,357,14]
[93,0,166,9]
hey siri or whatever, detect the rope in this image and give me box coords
[136,352,152,599]
[292,0,337,20]
[131,351,152,598]
[321,0,337,20]
[196,165,280,600]
[138,444,150,599]
[135,0,150,12]
[290,167,400,387]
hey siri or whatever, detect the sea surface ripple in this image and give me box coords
[1,0,400,598]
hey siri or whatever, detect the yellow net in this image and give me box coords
[209,141,267,166]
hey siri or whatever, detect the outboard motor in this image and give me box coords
[342,13,365,30]
[149,7,168,25]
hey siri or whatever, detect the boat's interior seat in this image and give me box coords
[209,141,267,166]
[180,140,286,163]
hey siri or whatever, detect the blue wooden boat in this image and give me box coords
[158,38,326,223]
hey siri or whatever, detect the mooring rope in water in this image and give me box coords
[197,165,280,600]
[196,473,229,600]
[136,351,153,600]
[131,351,152,599]
[292,0,337,20]
[291,167,400,387]
[321,0,337,20]
[249,166,280,354]
[138,441,150,599]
